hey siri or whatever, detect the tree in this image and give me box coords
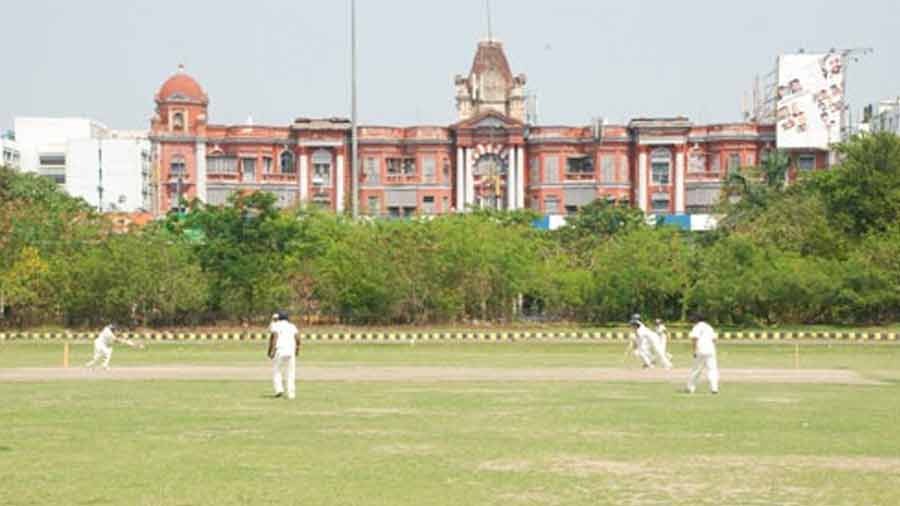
[173,192,302,321]
[55,232,208,326]
[0,247,51,324]
[585,227,692,323]
[811,132,900,237]
[731,190,847,259]
[718,150,791,230]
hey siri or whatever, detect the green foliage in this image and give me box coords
[585,227,692,323]
[174,192,300,321]
[718,150,791,230]
[54,232,208,326]
[811,132,900,237]
[555,198,647,253]
[0,247,52,324]
[3,133,900,328]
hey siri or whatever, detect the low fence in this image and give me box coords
[1,330,897,342]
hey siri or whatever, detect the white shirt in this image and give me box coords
[655,324,668,339]
[634,324,662,346]
[96,326,116,348]
[271,320,299,356]
[690,321,717,355]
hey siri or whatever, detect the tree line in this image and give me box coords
[2,133,899,328]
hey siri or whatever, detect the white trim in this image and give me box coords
[299,154,309,201]
[637,135,687,145]
[336,154,345,212]
[506,148,516,210]
[195,141,207,202]
[465,148,475,207]
[456,147,465,211]
[298,140,343,147]
[675,152,685,213]
[638,152,648,213]
[516,147,525,208]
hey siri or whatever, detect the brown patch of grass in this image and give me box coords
[371,443,436,456]
[547,456,644,477]
[478,459,533,473]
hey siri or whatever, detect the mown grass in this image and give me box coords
[1,379,899,505]
[1,341,900,377]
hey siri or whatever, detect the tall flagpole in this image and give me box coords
[351,0,359,218]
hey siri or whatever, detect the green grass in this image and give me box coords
[2,341,900,375]
[1,380,899,505]
[2,342,900,505]
[11,323,900,335]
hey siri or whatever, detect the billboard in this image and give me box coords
[776,53,845,150]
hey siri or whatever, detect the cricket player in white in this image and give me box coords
[654,318,673,362]
[687,316,719,394]
[267,312,300,399]
[85,324,142,370]
[629,314,672,369]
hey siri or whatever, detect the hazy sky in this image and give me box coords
[2,0,897,130]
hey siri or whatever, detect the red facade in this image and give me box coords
[150,45,828,217]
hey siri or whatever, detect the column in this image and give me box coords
[637,150,648,213]
[336,153,345,212]
[516,146,525,209]
[675,150,686,214]
[465,148,475,207]
[195,140,207,203]
[456,147,465,212]
[506,148,516,210]
[299,153,309,202]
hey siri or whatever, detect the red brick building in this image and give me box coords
[150,42,827,218]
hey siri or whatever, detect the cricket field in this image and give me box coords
[1,340,899,505]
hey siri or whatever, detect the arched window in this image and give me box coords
[650,148,671,185]
[280,150,295,174]
[172,111,185,132]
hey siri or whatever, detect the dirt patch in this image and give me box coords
[0,366,882,385]
[685,455,900,474]
[547,456,645,477]
[479,459,533,473]
[496,490,560,505]
[319,428,409,437]
[371,444,436,456]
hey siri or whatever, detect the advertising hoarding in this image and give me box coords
[776,53,845,149]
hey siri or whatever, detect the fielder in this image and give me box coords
[629,314,672,369]
[267,311,300,400]
[654,318,674,362]
[687,315,719,394]
[85,323,144,370]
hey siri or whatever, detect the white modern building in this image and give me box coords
[1,131,20,169]
[14,118,152,212]
[863,97,900,135]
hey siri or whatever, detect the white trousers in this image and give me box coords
[86,343,112,369]
[272,354,296,399]
[688,352,719,393]
[637,335,672,369]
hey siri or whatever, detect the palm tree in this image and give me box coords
[719,150,792,227]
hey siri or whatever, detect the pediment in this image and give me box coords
[453,111,524,130]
